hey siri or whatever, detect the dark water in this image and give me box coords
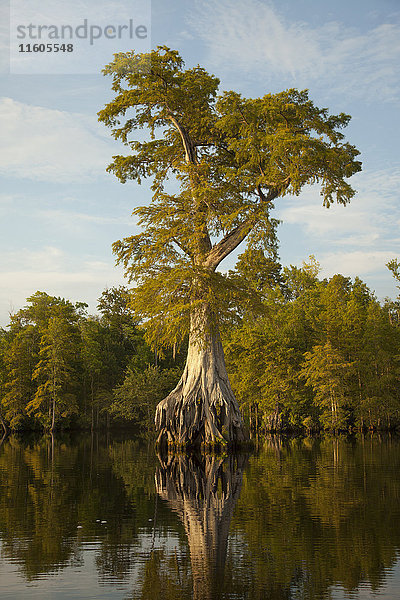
[0,434,400,599]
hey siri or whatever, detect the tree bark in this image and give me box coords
[155,303,247,451]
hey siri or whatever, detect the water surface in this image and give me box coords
[0,433,400,599]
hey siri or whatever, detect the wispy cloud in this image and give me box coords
[0,245,125,325]
[275,166,400,296]
[319,250,398,280]
[0,97,118,182]
[40,209,137,233]
[277,168,400,246]
[189,0,400,102]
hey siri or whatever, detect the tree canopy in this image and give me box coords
[98,46,362,351]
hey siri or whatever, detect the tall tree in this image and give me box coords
[0,328,11,434]
[80,317,107,429]
[386,259,400,326]
[2,324,39,429]
[28,315,80,431]
[98,46,361,449]
[300,341,352,431]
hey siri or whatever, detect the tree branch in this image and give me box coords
[204,188,279,270]
[148,68,198,166]
[166,112,213,259]
[204,220,254,270]
[172,237,193,258]
[168,113,198,165]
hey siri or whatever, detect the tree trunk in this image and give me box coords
[0,412,9,437]
[266,403,283,432]
[155,303,247,451]
[51,364,56,432]
[155,453,246,600]
[51,397,56,432]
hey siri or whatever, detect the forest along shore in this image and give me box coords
[1,257,399,437]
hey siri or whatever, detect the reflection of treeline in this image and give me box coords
[0,287,184,432]
[0,435,157,582]
[2,435,400,599]
[229,436,400,599]
[1,255,400,434]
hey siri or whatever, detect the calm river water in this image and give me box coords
[0,433,400,599]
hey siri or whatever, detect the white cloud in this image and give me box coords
[0,97,117,182]
[0,246,126,325]
[191,0,319,76]
[40,209,136,227]
[276,167,400,247]
[319,249,398,279]
[189,0,400,102]
[275,166,400,298]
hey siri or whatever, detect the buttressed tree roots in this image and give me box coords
[155,306,247,451]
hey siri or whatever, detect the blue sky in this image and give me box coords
[0,0,399,326]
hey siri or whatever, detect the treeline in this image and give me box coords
[1,256,400,434]
[225,254,400,433]
[0,288,183,433]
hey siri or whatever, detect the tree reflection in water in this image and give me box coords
[2,435,400,599]
[155,453,247,600]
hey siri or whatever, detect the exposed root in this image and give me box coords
[155,340,247,451]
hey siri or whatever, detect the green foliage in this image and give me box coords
[387,258,400,287]
[225,257,400,433]
[110,365,182,430]
[79,287,148,428]
[98,46,361,350]
[2,324,39,428]
[1,261,398,434]
[300,342,352,431]
[386,259,400,326]
[0,287,172,432]
[29,315,81,429]
[233,246,285,295]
